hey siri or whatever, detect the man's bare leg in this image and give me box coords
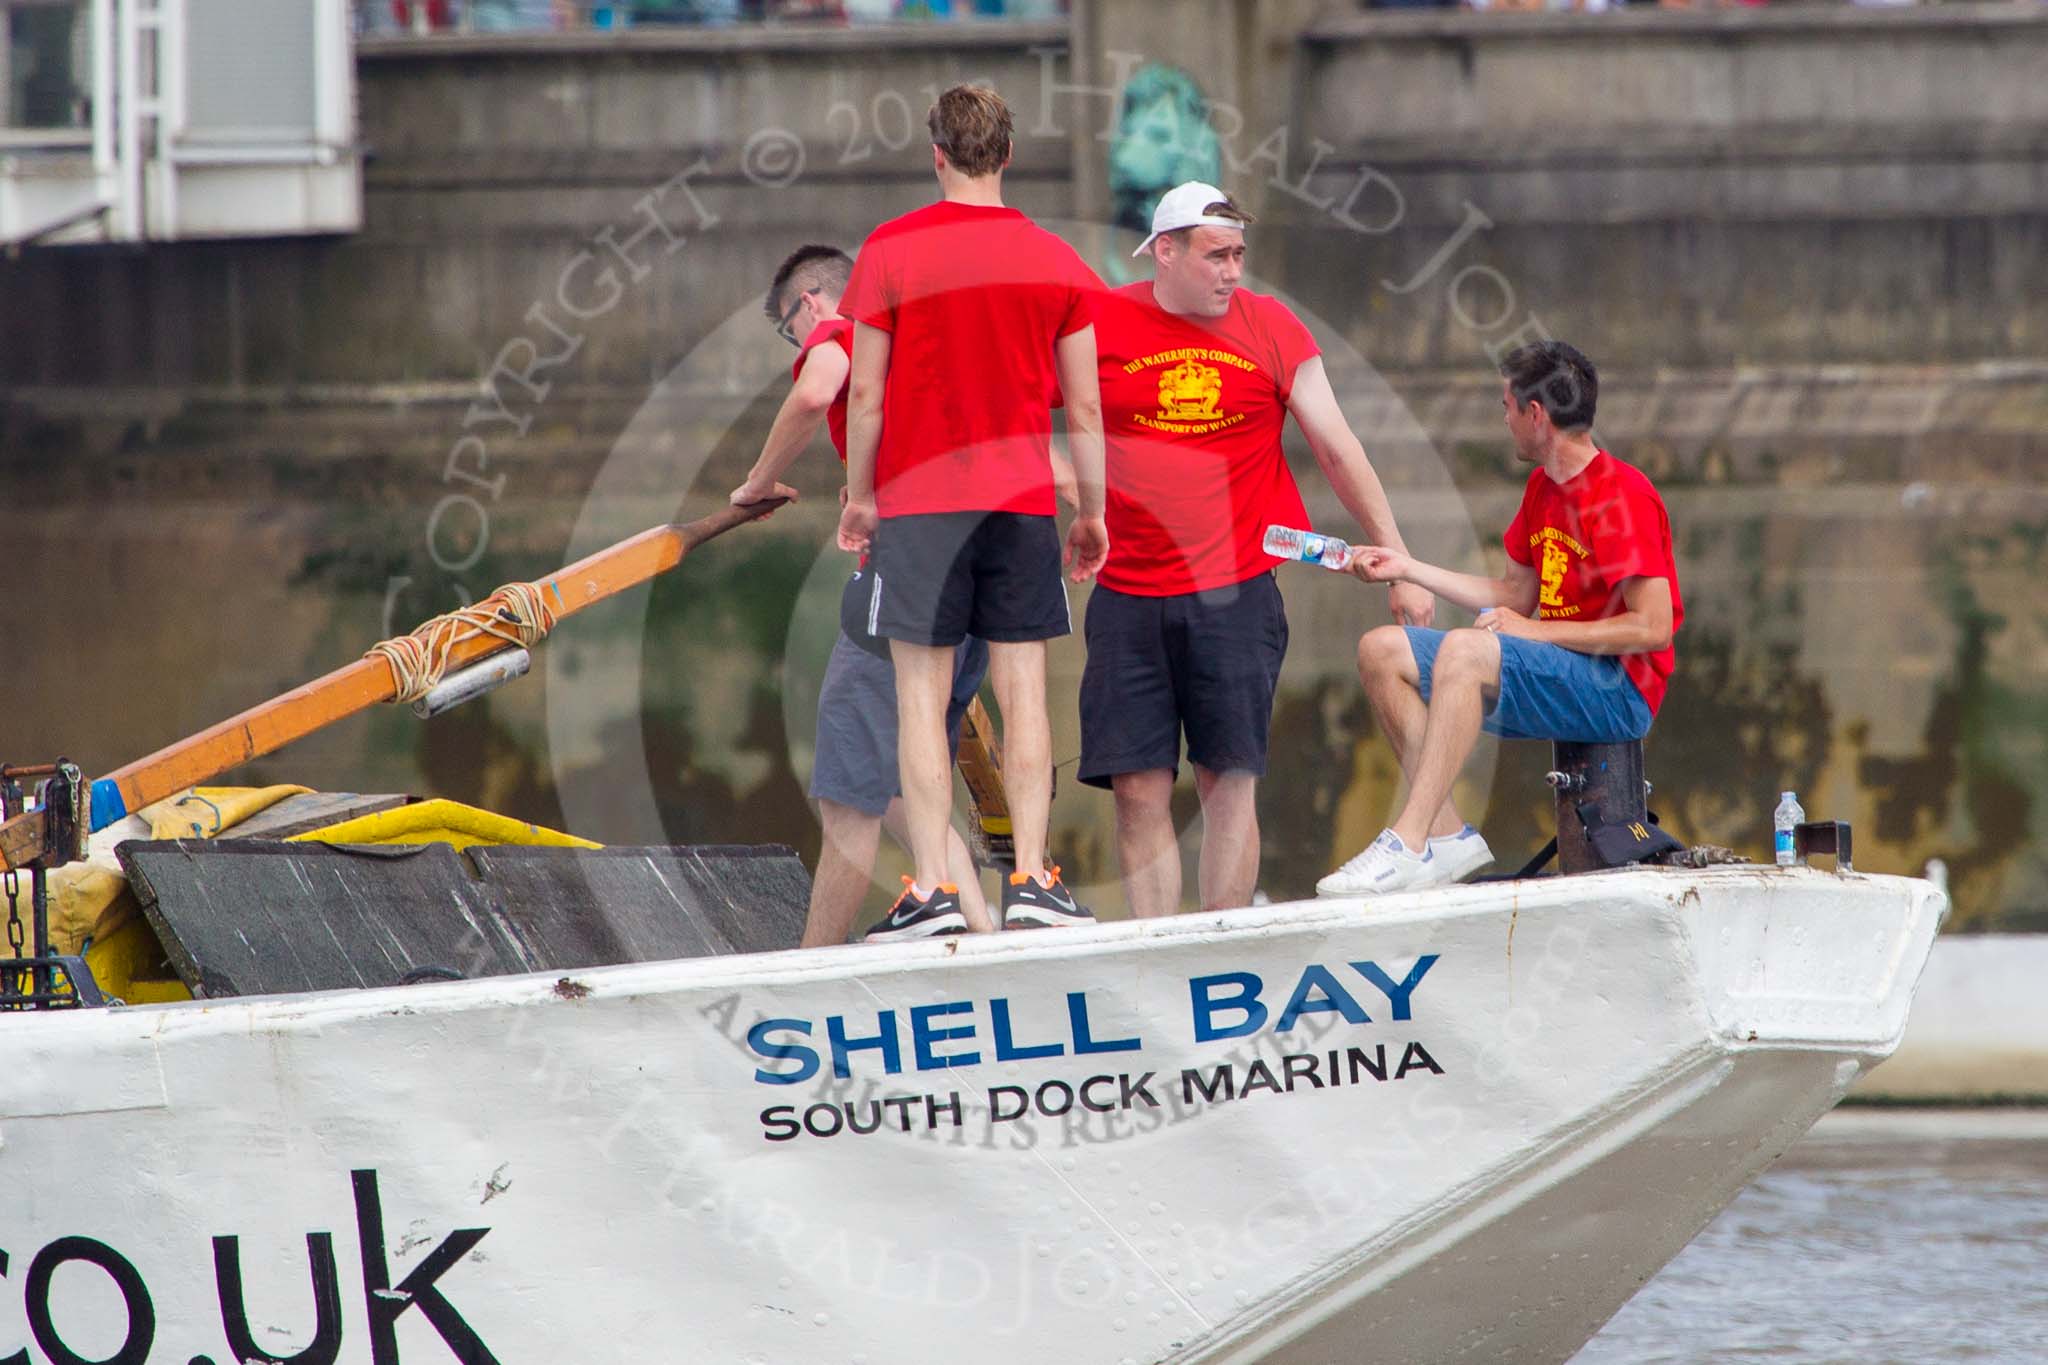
[1193,765,1260,911]
[891,639,961,890]
[1358,625,1468,842]
[803,798,881,948]
[1112,768,1179,918]
[987,640,1053,880]
[880,798,992,932]
[1388,628,1499,852]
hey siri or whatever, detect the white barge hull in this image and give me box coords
[0,867,1942,1364]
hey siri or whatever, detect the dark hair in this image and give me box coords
[928,85,1012,178]
[1499,341,1598,432]
[765,244,852,322]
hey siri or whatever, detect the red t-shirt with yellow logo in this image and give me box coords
[1093,283,1319,596]
[1504,450,1683,715]
[841,201,1100,518]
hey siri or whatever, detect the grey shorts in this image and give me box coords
[809,631,990,817]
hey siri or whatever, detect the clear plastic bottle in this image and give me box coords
[1773,790,1805,867]
[1263,524,1352,571]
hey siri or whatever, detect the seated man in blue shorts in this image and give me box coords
[1318,341,1683,896]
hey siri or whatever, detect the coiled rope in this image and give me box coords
[366,581,558,705]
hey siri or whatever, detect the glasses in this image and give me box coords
[774,291,810,347]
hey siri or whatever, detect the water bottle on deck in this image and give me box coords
[1264,525,1352,571]
[1773,790,1804,867]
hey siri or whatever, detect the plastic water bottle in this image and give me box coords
[1773,790,1804,867]
[1264,524,1352,571]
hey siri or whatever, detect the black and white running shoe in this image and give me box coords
[864,878,969,943]
[1002,865,1095,930]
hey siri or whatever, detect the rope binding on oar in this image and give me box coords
[367,581,559,705]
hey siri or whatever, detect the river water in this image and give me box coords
[1575,1109,2048,1363]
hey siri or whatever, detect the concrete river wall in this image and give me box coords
[1,2,2043,938]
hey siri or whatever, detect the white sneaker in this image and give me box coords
[1317,829,1445,897]
[1428,825,1494,883]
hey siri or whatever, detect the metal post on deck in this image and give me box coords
[1547,741,1650,875]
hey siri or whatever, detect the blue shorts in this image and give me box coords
[809,632,989,817]
[1404,626,1652,744]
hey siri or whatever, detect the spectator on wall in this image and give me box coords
[388,0,457,30]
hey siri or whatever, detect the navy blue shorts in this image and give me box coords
[1404,625,1651,743]
[1077,574,1289,788]
[809,632,989,817]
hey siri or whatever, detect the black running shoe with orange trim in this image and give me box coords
[865,877,969,943]
[1001,864,1094,930]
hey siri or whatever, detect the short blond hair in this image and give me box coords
[928,85,1012,178]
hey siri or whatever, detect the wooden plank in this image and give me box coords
[0,809,44,871]
[223,792,411,841]
[954,697,1014,870]
[46,500,781,859]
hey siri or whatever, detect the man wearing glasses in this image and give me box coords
[733,245,992,947]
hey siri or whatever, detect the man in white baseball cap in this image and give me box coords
[1081,180,1436,917]
[1129,180,1253,258]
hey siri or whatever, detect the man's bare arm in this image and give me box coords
[844,322,890,504]
[1048,441,1079,510]
[1054,325,1109,581]
[1287,357,1433,625]
[1287,357,1405,547]
[1053,325,1105,518]
[1352,549,1537,617]
[732,343,850,504]
[1483,575,1673,655]
[836,322,891,553]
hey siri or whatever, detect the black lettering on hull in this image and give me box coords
[214,1233,343,1364]
[353,1170,501,1365]
[26,1237,155,1365]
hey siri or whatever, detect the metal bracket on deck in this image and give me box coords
[1793,820,1853,872]
[0,955,107,1010]
[0,760,90,874]
[1,760,109,1009]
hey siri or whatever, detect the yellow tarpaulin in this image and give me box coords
[3,785,312,960]
[288,799,599,852]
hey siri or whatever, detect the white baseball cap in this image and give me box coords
[1131,181,1246,257]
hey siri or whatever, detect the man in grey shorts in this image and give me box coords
[732,243,990,945]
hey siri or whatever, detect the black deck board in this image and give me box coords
[465,844,808,963]
[116,839,812,999]
[120,841,529,997]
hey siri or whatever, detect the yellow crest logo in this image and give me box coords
[1539,539,1570,609]
[1156,358,1223,421]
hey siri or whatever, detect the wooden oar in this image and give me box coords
[0,500,784,870]
[954,697,1015,872]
